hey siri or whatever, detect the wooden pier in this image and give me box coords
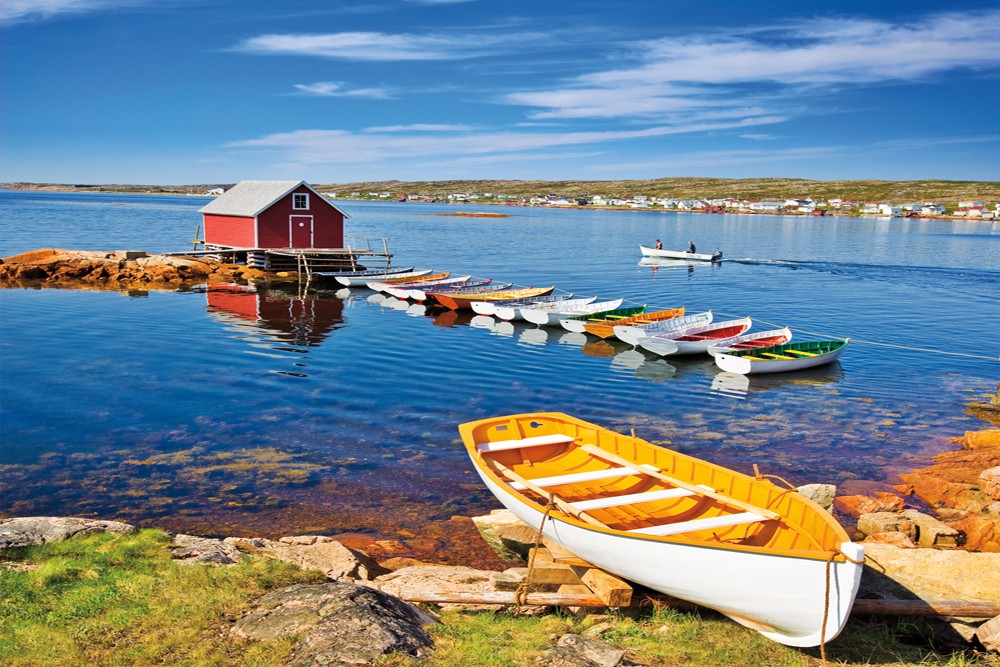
[168,236,394,276]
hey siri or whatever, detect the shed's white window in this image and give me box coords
[293,193,309,210]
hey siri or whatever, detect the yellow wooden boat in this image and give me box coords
[583,307,684,338]
[459,412,864,647]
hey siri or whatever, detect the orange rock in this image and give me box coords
[833,492,905,517]
[982,467,1000,501]
[951,430,1000,450]
[863,531,917,548]
[950,516,1000,552]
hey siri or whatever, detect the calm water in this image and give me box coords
[1,190,998,560]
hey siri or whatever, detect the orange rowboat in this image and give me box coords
[583,307,684,339]
[432,286,556,311]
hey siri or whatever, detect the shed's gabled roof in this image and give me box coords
[198,180,349,218]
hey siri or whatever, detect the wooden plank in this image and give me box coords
[477,433,575,452]
[851,599,1000,618]
[543,540,593,567]
[509,465,655,491]
[578,444,780,521]
[572,566,633,607]
[570,486,708,511]
[398,589,607,607]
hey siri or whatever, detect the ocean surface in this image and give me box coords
[1,190,998,561]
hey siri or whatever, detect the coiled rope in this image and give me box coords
[717,312,999,362]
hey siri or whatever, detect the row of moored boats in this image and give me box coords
[335,267,849,375]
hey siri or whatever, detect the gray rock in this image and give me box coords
[857,512,916,538]
[471,509,538,561]
[859,543,1000,603]
[536,634,627,667]
[225,535,388,581]
[170,534,242,565]
[899,509,964,548]
[976,614,1000,652]
[797,484,837,512]
[0,516,136,549]
[372,565,503,611]
[232,581,435,666]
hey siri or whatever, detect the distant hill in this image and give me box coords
[4,177,998,205]
[317,177,999,205]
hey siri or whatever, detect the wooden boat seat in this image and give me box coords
[628,511,767,537]
[742,355,766,361]
[570,484,715,511]
[761,353,794,360]
[476,433,576,453]
[509,464,659,491]
[785,349,818,357]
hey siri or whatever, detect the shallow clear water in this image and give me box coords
[1,190,998,552]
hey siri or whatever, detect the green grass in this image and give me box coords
[2,532,998,666]
[0,529,323,667]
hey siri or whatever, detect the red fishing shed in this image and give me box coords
[198,180,349,250]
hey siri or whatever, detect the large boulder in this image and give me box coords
[976,614,1000,652]
[170,534,242,565]
[232,581,434,666]
[859,543,1000,603]
[372,565,502,611]
[952,430,1000,450]
[0,517,136,549]
[224,535,389,581]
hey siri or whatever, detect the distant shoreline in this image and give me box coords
[3,183,994,223]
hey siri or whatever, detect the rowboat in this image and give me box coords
[707,328,793,357]
[367,271,452,292]
[522,298,625,327]
[432,286,557,311]
[459,412,864,647]
[714,339,849,375]
[640,245,723,262]
[334,268,433,286]
[383,275,473,299]
[613,311,713,346]
[494,295,596,321]
[407,279,502,302]
[635,317,752,356]
[584,307,685,339]
[559,305,648,334]
[475,294,577,318]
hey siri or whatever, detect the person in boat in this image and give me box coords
[687,241,696,254]
[655,239,662,250]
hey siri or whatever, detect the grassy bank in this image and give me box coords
[1,531,997,666]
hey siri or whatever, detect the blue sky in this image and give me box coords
[3,0,999,184]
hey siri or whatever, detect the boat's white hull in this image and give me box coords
[374,275,471,297]
[714,345,846,375]
[335,268,431,286]
[640,245,722,262]
[477,470,863,647]
[636,317,752,356]
[707,328,793,357]
[491,295,582,321]
[613,311,713,346]
[559,317,590,333]
[521,298,624,326]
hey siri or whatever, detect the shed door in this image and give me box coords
[289,215,313,248]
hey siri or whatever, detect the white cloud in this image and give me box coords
[502,11,1000,122]
[293,82,392,98]
[365,124,473,132]
[0,0,145,23]
[225,116,784,167]
[235,30,544,61]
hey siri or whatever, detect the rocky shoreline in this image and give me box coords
[3,421,1000,664]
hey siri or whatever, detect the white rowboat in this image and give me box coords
[494,295,596,322]
[715,339,849,375]
[613,311,713,346]
[636,317,752,356]
[522,298,626,326]
[707,328,793,357]
[460,412,864,647]
[334,268,433,286]
[640,245,723,262]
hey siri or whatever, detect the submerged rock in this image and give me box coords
[0,516,136,549]
[231,581,435,666]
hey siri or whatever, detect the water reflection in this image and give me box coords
[610,349,677,382]
[709,365,845,399]
[206,284,345,350]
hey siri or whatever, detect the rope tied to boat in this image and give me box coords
[752,464,798,490]
[514,499,557,615]
[820,546,867,665]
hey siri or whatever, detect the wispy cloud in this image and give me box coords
[235,30,547,61]
[503,11,1000,122]
[226,116,783,167]
[0,0,146,24]
[365,123,473,132]
[293,82,392,98]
